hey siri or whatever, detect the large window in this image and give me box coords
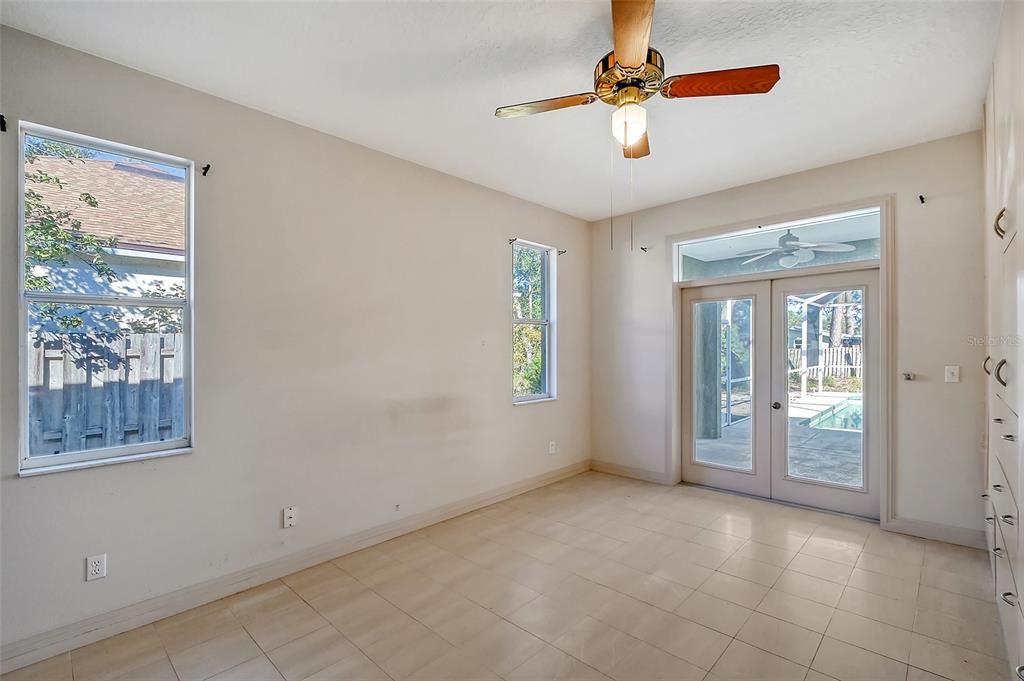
[19,124,192,474]
[512,240,556,402]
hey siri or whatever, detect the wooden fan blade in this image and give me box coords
[661,64,780,99]
[623,131,650,159]
[612,0,655,70]
[495,93,599,119]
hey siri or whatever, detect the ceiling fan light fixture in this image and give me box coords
[612,102,647,146]
[795,248,815,263]
[779,254,800,268]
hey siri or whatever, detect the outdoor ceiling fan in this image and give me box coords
[736,230,856,269]
[493,0,781,158]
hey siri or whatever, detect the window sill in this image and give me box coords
[18,446,193,477]
[513,396,557,406]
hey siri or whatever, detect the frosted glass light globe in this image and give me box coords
[612,103,647,147]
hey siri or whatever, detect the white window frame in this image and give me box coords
[511,239,557,404]
[17,122,195,476]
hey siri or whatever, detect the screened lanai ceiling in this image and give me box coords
[677,208,881,281]
[681,208,881,263]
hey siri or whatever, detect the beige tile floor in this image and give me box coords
[2,472,1004,681]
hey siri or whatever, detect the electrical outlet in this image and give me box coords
[944,365,961,383]
[282,506,298,528]
[549,440,557,455]
[86,554,107,581]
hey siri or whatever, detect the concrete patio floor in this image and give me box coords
[695,393,863,488]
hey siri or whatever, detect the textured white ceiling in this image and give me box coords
[1,1,1002,221]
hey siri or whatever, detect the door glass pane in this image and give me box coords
[693,298,753,470]
[785,289,864,487]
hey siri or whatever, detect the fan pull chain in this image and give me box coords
[629,145,635,251]
[609,132,615,251]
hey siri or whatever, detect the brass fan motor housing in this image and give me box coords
[594,48,665,106]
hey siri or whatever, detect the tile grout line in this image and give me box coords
[18,475,997,681]
[238,584,308,681]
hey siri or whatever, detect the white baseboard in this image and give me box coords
[590,459,678,485]
[882,516,986,550]
[0,460,590,674]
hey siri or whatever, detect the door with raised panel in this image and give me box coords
[997,233,1020,411]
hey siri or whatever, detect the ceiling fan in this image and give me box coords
[736,230,856,269]
[494,0,781,159]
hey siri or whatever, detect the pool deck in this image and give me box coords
[695,392,864,488]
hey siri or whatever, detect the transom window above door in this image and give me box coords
[675,207,881,283]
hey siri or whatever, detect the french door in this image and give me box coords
[681,270,880,518]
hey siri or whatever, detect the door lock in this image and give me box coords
[772,401,782,410]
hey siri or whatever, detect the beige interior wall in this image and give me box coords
[0,22,990,654]
[0,28,591,646]
[590,132,986,534]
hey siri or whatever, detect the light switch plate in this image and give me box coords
[944,365,960,383]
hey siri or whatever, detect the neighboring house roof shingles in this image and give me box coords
[28,156,185,252]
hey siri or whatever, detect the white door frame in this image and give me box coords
[670,195,896,527]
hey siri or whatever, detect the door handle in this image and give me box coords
[1016,664,1024,681]
[1002,592,1018,607]
[994,417,1005,424]
[996,359,1008,387]
[771,401,782,410]
[993,484,1004,492]
[1002,434,1016,442]
[986,516,995,525]
[995,207,1007,238]
[1001,514,1016,526]
[985,356,993,375]
[994,547,1006,558]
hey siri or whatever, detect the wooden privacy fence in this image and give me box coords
[27,332,185,456]
[788,346,863,378]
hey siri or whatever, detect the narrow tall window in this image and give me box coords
[512,241,555,402]
[19,124,192,474]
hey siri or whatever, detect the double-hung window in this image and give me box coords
[18,123,193,474]
[512,240,556,402]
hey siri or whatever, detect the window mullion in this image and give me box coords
[24,291,186,308]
